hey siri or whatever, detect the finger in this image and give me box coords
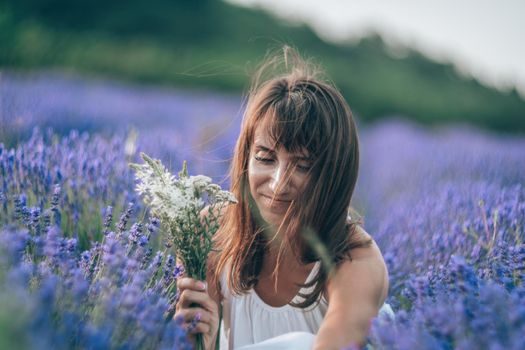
[185,321,211,335]
[178,289,217,312]
[178,307,212,325]
[177,277,207,292]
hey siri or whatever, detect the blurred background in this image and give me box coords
[2,0,524,133]
[1,0,524,182]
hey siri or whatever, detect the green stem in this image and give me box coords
[195,333,204,350]
[215,304,222,350]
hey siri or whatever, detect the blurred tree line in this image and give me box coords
[1,0,524,133]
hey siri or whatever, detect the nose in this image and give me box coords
[268,163,291,195]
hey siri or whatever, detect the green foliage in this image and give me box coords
[0,291,31,350]
[1,0,524,132]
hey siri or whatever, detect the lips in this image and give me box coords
[258,194,293,214]
[260,194,293,203]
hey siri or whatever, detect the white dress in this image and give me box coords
[218,261,395,350]
[219,261,327,349]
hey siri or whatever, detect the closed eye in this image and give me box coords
[297,164,311,172]
[254,155,274,163]
[254,155,311,172]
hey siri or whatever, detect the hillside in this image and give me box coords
[1,0,524,132]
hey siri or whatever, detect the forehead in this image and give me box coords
[252,120,275,146]
[252,118,310,157]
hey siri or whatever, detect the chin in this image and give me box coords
[259,207,289,227]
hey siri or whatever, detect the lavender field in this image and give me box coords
[1,72,524,349]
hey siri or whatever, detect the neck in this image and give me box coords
[259,221,308,270]
[264,241,305,273]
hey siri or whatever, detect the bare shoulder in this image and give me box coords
[325,225,389,306]
[348,225,383,260]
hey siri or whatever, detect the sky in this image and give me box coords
[226,0,525,97]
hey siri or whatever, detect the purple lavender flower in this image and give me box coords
[187,312,202,333]
[102,205,113,235]
[173,264,185,279]
[117,202,134,234]
[128,223,143,245]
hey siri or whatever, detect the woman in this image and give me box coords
[175,47,390,350]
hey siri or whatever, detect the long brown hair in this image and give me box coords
[213,46,371,308]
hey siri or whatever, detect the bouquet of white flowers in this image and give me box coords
[131,153,236,349]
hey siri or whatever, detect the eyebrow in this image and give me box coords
[254,144,312,161]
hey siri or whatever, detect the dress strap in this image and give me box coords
[291,261,322,305]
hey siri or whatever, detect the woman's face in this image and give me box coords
[248,122,312,228]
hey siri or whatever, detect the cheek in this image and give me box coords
[295,179,306,193]
[247,159,261,192]
[248,160,272,196]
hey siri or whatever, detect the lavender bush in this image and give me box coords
[1,73,524,349]
[0,207,192,349]
[0,127,140,250]
[0,72,241,181]
[356,121,525,349]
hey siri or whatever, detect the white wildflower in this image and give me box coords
[187,175,212,193]
[130,152,237,350]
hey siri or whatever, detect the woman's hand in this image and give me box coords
[175,277,220,350]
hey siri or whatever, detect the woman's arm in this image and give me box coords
[313,239,389,350]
